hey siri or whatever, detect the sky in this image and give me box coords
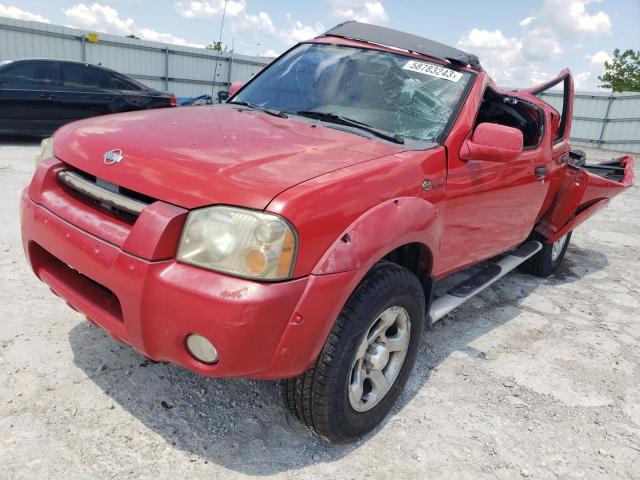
[2,0,639,90]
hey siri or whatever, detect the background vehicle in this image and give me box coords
[20,22,634,443]
[177,94,213,106]
[0,59,176,136]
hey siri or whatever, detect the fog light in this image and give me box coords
[186,334,218,364]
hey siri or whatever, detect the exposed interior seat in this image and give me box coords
[475,88,544,148]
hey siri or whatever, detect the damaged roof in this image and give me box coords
[322,21,480,69]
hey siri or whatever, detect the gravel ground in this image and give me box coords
[1,140,638,480]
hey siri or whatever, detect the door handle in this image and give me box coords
[106,96,117,101]
[39,93,55,100]
[535,166,548,177]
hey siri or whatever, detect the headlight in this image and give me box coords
[35,137,53,169]
[177,206,298,281]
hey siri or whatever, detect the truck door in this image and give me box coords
[526,71,587,240]
[436,82,550,278]
[527,69,574,167]
[528,71,633,241]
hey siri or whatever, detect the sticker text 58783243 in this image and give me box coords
[402,60,463,82]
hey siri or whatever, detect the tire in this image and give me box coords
[282,261,426,443]
[519,232,571,278]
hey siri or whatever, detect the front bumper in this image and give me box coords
[21,190,315,378]
[21,159,368,379]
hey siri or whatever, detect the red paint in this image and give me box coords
[228,81,245,99]
[545,198,609,244]
[535,166,589,239]
[22,192,310,377]
[459,123,523,162]
[580,155,634,203]
[53,105,403,210]
[20,34,635,380]
[311,197,440,275]
[269,148,446,277]
[537,155,634,241]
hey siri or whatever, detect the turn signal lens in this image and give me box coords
[35,137,53,169]
[277,230,296,277]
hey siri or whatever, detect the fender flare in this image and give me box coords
[312,196,441,275]
[261,196,441,379]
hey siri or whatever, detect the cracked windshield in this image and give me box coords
[234,43,473,143]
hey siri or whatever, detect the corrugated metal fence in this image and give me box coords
[1,16,639,152]
[0,16,271,98]
[537,91,640,153]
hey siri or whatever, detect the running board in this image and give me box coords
[428,241,542,324]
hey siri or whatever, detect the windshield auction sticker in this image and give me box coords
[403,60,463,82]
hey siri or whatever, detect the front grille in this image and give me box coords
[57,168,156,222]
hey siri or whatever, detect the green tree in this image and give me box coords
[206,41,226,51]
[598,48,640,92]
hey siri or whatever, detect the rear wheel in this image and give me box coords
[519,232,571,277]
[282,261,425,443]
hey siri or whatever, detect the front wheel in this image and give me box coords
[519,232,572,277]
[283,262,425,443]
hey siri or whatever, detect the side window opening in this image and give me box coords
[0,61,56,86]
[533,76,569,142]
[60,63,110,89]
[109,73,143,91]
[474,87,544,149]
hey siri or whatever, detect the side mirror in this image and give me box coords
[228,81,245,99]
[459,123,523,162]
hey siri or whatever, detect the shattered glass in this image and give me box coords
[235,43,473,143]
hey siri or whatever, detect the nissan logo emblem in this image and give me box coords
[103,149,123,165]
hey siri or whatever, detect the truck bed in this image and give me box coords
[569,148,628,182]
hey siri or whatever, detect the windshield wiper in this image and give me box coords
[295,111,404,144]
[228,101,288,118]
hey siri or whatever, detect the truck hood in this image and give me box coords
[53,105,404,209]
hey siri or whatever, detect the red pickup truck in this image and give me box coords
[21,22,633,443]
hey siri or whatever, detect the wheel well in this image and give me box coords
[380,242,434,312]
[382,243,430,276]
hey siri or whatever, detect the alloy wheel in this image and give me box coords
[348,306,411,412]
